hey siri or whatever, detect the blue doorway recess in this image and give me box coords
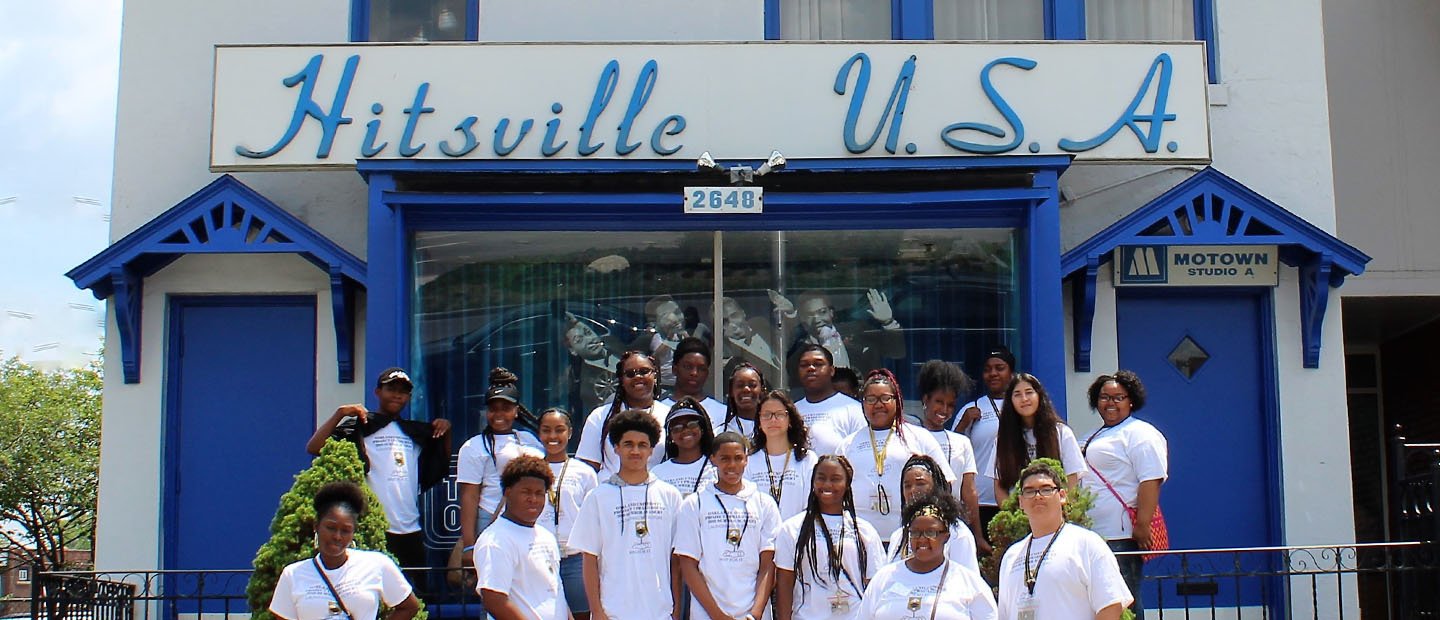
[1116,289,1282,611]
[163,296,317,612]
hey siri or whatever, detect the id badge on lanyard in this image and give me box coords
[1016,592,1038,620]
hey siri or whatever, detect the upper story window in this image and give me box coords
[1086,0,1193,40]
[934,0,1044,40]
[780,0,893,40]
[359,0,474,42]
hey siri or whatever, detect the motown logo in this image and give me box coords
[1119,245,1167,284]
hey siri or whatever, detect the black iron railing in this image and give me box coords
[1118,541,1440,619]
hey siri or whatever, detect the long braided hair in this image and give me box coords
[721,361,769,434]
[792,454,871,605]
[861,368,906,441]
[482,367,533,465]
[598,351,660,468]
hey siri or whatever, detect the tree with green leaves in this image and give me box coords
[246,439,416,620]
[0,357,101,572]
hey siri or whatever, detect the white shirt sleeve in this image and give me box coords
[773,521,798,571]
[952,432,979,476]
[1128,423,1169,483]
[672,494,702,560]
[455,437,486,485]
[758,496,781,553]
[959,566,999,620]
[474,533,517,595]
[575,406,607,465]
[267,565,299,620]
[860,520,885,578]
[377,554,413,606]
[1084,534,1135,612]
[1058,424,1087,478]
[915,430,958,484]
[567,490,604,556]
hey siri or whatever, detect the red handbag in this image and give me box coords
[1088,463,1169,561]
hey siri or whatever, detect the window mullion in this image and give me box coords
[896,0,935,40]
[1044,0,1086,40]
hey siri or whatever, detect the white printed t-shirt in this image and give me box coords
[567,475,684,620]
[885,521,979,574]
[538,458,599,556]
[796,393,864,455]
[997,525,1132,620]
[1079,416,1168,540]
[575,402,669,479]
[997,424,1087,485]
[839,423,956,539]
[674,480,782,620]
[773,511,884,620]
[857,559,997,620]
[474,516,567,620]
[744,449,817,520]
[930,428,979,480]
[269,550,412,620]
[957,395,1002,507]
[361,423,422,534]
[652,457,717,497]
[456,431,545,514]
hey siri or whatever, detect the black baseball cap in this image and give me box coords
[376,367,413,389]
[486,383,520,404]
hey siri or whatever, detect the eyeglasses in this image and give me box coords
[1019,486,1061,499]
[1097,394,1128,403]
[668,419,701,433]
[622,367,656,379]
[862,394,898,405]
[759,412,788,421]
[908,529,947,540]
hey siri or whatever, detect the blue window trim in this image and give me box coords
[359,155,1071,415]
[1194,0,1219,83]
[350,0,480,42]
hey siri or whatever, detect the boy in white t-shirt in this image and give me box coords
[998,463,1131,620]
[474,454,567,620]
[659,337,728,428]
[790,345,865,455]
[569,409,686,620]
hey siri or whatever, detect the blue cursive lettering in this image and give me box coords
[398,82,435,157]
[616,60,660,156]
[236,54,357,159]
[833,53,916,155]
[940,57,1035,154]
[1059,53,1176,153]
[578,60,621,156]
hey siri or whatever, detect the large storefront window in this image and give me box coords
[412,228,1019,441]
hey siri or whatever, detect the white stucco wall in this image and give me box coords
[1324,0,1440,297]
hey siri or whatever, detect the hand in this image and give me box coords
[1133,520,1153,548]
[866,289,894,325]
[430,418,451,438]
[767,289,796,317]
[955,407,981,432]
[976,538,993,557]
[335,404,367,425]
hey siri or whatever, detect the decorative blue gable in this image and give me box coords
[67,175,366,383]
[1061,167,1370,370]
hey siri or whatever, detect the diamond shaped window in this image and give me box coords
[1168,336,1210,379]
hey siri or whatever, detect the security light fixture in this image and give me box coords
[696,150,787,185]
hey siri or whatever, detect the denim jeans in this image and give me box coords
[559,553,589,613]
[1107,538,1144,616]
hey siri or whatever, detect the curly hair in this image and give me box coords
[314,481,367,520]
[607,408,662,447]
[501,454,554,490]
[1087,370,1148,413]
[902,491,962,531]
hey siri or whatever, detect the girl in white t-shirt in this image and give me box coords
[858,494,996,620]
[458,368,545,550]
[747,390,817,520]
[993,373,1085,504]
[774,454,884,620]
[916,360,986,555]
[651,398,718,496]
[535,408,599,620]
[883,455,978,574]
[270,482,418,620]
[675,432,782,620]
[576,351,670,479]
[716,361,768,437]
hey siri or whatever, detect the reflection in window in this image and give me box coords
[1087,0,1194,41]
[934,0,1044,40]
[411,229,1019,443]
[367,0,469,42]
[781,0,892,40]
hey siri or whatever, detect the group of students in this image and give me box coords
[272,337,1169,620]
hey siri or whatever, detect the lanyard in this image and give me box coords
[868,426,895,476]
[549,459,570,525]
[713,492,751,549]
[618,481,652,538]
[818,516,864,598]
[764,450,792,503]
[1024,523,1065,595]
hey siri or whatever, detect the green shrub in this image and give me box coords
[245,439,423,620]
[980,457,1096,583]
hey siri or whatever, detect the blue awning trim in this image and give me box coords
[1061,166,1370,371]
[66,175,366,383]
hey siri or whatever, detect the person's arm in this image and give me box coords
[459,483,481,548]
[480,590,530,620]
[774,568,796,620]
[1133,478,1162,547]
[1067,472,1080,489]
[670,555,684,620]
[954,406,981,434]
[748,550,776,620]
[994,479,1009,505]
[306,405,365,455]
[387,593,420,620]
[676,555,732,620]
[582,553,607,620]
[1095,602,1124,620]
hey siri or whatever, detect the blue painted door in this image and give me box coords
[164,297,316,611]
[1116,290,1278,609]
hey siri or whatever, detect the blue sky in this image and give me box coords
[0,0,121,369]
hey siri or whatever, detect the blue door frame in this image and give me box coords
[358,155,1071,417]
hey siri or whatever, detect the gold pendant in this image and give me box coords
[635,520,649,538]
[547,488,559,507]
[907,596,922,612]
[769,486,782,503]
[726,528,742,547]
